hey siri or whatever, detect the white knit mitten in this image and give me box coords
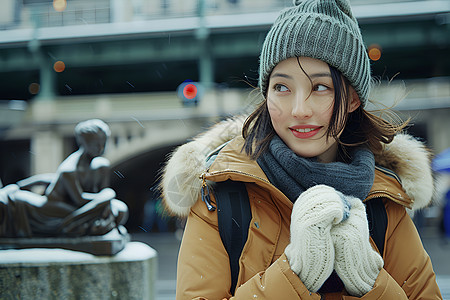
[284,185,350,293]
[331,195,384,297]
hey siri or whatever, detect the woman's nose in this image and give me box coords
[291,94,313,119]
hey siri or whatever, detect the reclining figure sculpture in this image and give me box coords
[0,119,128,254]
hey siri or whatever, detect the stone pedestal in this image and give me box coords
[0,242,157,299]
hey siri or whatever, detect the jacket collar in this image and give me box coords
[161,117,434,217]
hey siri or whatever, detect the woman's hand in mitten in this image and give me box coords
[331,195,384,297]
[284,185,350,293]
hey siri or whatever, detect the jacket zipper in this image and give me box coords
[366,190,411,208]
[202,169,270,184]
[199,169,276,211]
[200,172,216,211]
[201,169,295,209]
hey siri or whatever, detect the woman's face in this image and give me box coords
[267,57,360,163]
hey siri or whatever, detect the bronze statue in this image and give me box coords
[0,119,128,254]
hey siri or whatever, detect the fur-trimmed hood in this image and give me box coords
[160,116,435,217]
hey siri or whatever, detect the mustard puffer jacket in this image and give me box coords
[161,117,442,300]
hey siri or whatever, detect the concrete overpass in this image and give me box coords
[0,0,449,100]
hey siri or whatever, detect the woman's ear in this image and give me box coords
[349,88,361,113]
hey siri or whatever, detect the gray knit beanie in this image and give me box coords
[259,0,371,106]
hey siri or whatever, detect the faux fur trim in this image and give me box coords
[374,133,434,212]
[160,116,245,217]
[161,116,434,216]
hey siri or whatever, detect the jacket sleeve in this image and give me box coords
[380,200,442,299]
[176,196,322,300]
[341,200,442,299]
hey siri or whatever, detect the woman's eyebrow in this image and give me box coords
[270,72,331,79]
[270,72,293,80]
[310,72,332,79]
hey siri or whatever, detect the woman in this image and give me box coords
[161,0,442,298]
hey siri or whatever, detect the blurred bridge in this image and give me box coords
[0,0,449,98]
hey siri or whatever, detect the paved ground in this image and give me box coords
[132,219,450,300]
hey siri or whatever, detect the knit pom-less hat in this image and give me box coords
[259,0,371,106]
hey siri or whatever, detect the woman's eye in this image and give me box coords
[313,84,328,92]
[274,84,289,92]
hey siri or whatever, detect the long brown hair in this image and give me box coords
[242,63,408,160]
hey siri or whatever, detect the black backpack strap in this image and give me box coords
[366,164,402,257]
[365,198,388,257]
[215,180,252,295]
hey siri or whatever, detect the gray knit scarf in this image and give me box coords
[257,135,375,202]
